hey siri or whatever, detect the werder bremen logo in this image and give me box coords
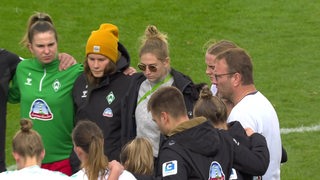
[52,79,61,92]
[106,91,115,104]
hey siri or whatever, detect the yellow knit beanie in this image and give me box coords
[86,23,119,63]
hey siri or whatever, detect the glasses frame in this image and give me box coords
[137,63,158,72]
[214,72,236,80]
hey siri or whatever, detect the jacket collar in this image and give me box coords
[167,117,207,137]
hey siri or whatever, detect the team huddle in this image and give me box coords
[0,12,286,180]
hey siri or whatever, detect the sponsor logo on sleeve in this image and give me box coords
[162,160,178,177]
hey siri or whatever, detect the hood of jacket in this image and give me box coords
[116,42,130,72]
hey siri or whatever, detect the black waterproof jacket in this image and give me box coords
[154,118,269,180]
[0,49,20,172]
[71,43,133,172]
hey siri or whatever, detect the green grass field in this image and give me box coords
[1,0,320,179]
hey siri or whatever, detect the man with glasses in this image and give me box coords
[213,47,282,180]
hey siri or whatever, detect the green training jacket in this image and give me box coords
[9,58,83,163]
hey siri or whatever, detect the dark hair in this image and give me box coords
[21,12,57,47]
[147,86,187,118]
[84,57,117,86]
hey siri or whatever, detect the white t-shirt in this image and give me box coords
[0,165,71,180]
[227,91,282,180]
[71,168,136,180]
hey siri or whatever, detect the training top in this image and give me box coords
[72,168,136,180]
[8,58,83,163]
[0,165,71,180]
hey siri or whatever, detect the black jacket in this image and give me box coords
[228,121,266,180]
[121,68,200,144]
[71,43,133,172]
[0,49,21,172]
[154,118,269,180]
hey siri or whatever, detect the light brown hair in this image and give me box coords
[216,48,254,85]
[21,12,57,47]
[204,40,238,55]
[12,119,44,161]
[193,87,228,127]
[72,120,108,180]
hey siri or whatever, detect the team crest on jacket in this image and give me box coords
[52,79,61,92]
[103,108,113,117]
[106,91,115,104]
[29,99,53,120]
[208,161,225,180]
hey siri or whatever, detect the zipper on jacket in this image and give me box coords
[39,68,46,92]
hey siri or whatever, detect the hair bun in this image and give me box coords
[199,86,213,99]
[20,119,33,132]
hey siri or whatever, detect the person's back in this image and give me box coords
[72,168,135,180]
[72,120,136,180]
[0,165,70,180]
[0,118,70,180]
[193,86,269,179]
[147,86,235,179]
[120,137,154,178]
[157,117,234,179]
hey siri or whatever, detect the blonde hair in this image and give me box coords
[120,137,154,175]
[72,121,108,180]
[204,39,238,55]
[139,25,169,62]
[21,12,57,47]
[12,119,44,161]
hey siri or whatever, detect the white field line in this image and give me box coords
[5,124,320,170]
[280,124,320,134]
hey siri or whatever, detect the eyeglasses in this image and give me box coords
[137,63,157,72]
[214,72,236,80]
